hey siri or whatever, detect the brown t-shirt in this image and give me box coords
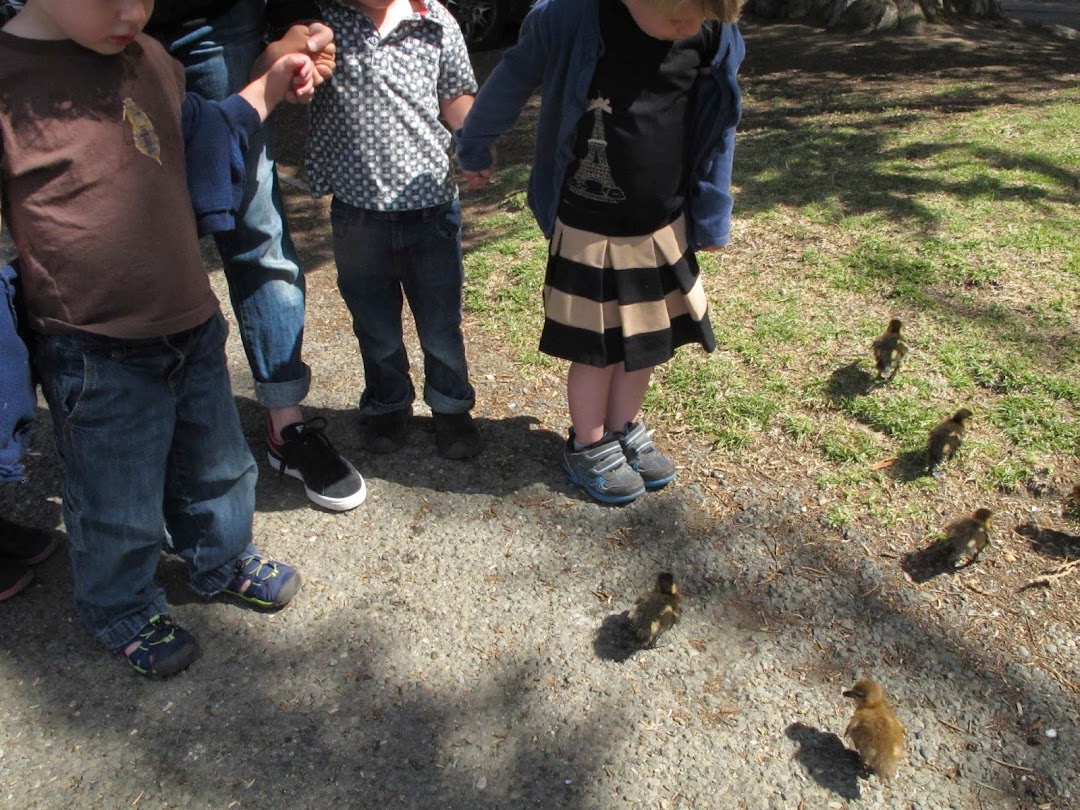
[0,32,218,338]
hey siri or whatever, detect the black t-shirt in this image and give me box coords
[558,0,721,236]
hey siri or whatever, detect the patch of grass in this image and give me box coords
[458,37,1080,538]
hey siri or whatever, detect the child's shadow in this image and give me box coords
[785,722,862,801]
[234,397,570,507]
[593,611,639,663]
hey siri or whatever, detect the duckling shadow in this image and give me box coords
[593,611,639,663]
[900,541,952,583]
[1014,522,1080,561]
[827,363,877,400]
[785,722,862,801]
[883,449,930,483]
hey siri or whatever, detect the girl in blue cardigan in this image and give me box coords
[457,0,745,504]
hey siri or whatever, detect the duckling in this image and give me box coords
[1066,484,1080,519]
[927,408,973,478]
[872,319,908,382]
[843,678,906,782]
[944,507,993,569]
[629,572,681,648]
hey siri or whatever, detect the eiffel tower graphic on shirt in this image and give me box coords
[567,97,625,203]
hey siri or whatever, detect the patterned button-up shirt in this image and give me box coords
[307,0,477,211]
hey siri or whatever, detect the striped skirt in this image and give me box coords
[538,215,716,371]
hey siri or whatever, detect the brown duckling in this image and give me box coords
[629,572,681,648]
[944,507,993,569]
[843,678,906,782]
[872,319,909,382]
[927,408,972,478]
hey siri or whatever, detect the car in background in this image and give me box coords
[444,0,532,50]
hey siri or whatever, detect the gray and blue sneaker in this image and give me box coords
[563,430,646,505]
[615,421,676,490]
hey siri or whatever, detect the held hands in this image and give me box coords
[461,146,497,190]
[255,22,337,103]
[268,53,318,105]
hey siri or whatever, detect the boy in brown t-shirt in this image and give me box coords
[0,0,315,678]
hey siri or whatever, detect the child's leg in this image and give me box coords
[563,361,645,504]
[567,361,615,446]
[161,313,260,597]
[33,332,176,650]
[399,201,476,415]
[330,199,414,417]
[608,364,676,490]
[605,364,653,432]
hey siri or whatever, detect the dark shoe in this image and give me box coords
[120,614,199,678]
[0,517,59,566]
[223,555,301,609]
[267,416,366,512]
[433,411,482,460]
[563,430,645,505]
[359,408,411,454]
[0,563,33,602]
[614,420,676,490]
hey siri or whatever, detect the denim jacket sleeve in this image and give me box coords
[1,260,36,483]
[686,24,745,251]
[181,92,263,236]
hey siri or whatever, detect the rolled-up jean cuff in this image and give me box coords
[252,364,311,409]
[190,542,259,599]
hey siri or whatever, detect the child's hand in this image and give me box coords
[462,168,492,190]
[461,146,496,190]
[254,23,336,87]
[268,52,317,106]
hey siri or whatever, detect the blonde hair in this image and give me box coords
[649,0,745,24]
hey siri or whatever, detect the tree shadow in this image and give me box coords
[785,721,862,801]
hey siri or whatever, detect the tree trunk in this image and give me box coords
[743,0,1005,32]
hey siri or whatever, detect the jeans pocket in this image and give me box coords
[330,198,352,239]
[435,201,462,242]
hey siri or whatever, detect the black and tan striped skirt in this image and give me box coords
[538,215,716,371]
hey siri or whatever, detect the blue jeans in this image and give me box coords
[33,314,258,650]
[330,198,476,416]
[153,0,310,409]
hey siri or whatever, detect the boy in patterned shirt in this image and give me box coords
[306,0,481,459]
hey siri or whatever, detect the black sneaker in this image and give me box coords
[359,408,411,454]
[0,517,59,566]
[0,562,33,602]
[267,416,367,512]
[433,411,482,460]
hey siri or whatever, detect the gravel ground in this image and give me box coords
[2,20,1079,810]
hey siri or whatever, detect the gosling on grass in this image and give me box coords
[927,408,972,478]
[843,678,906,782]
[629,572,681,648]
[872,319,909,382]
[944,507,993,569]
